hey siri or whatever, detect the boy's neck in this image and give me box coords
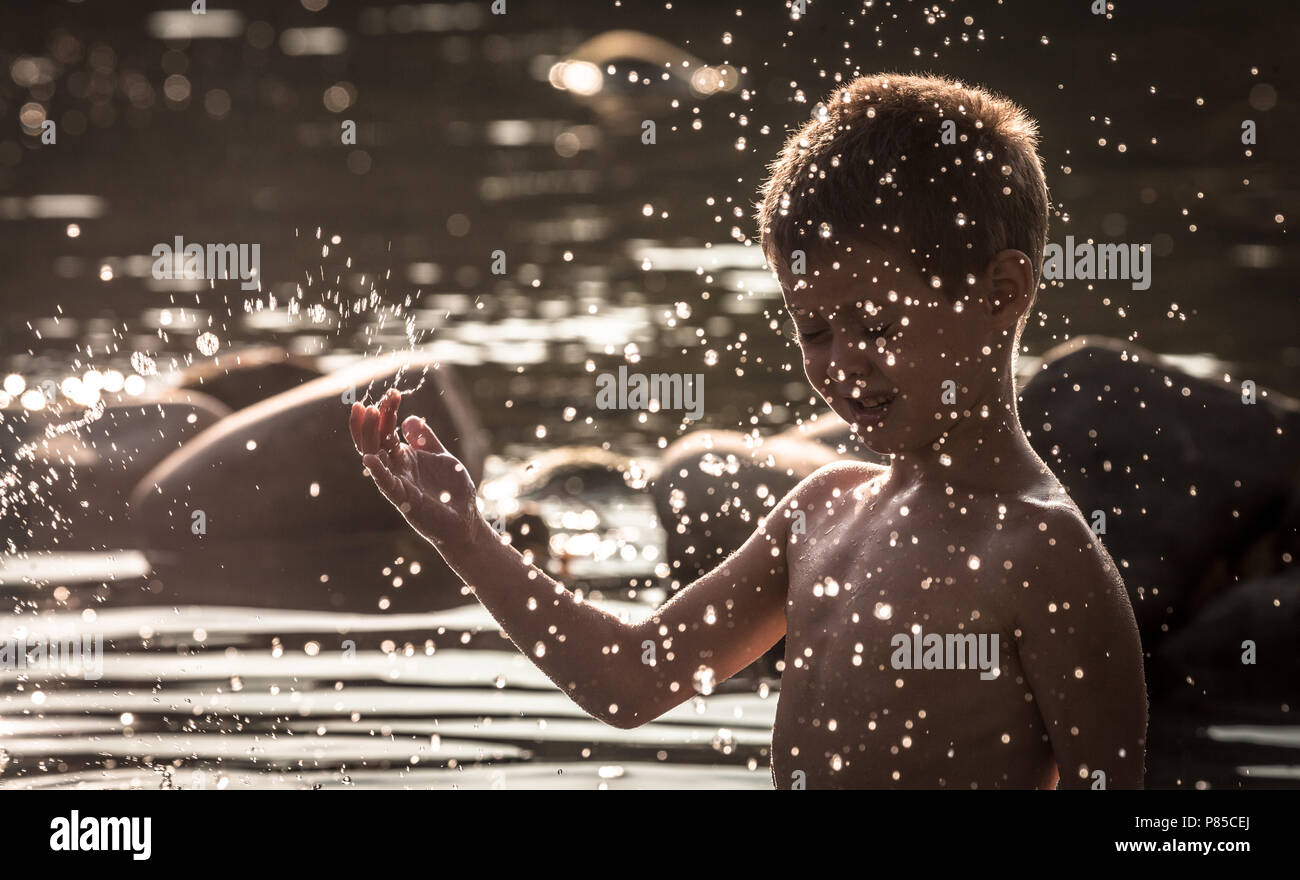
[884,367,1053,496]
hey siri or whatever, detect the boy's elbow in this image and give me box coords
[604,691,663,729]
[606,712,647,731]
[566,641,674,729]
[568,676,655,730]
[583,701,650,730]
[590,690,666,730]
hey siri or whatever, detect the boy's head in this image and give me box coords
[756,73,1050,454]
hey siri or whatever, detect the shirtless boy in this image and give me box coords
[348,73,1148,789]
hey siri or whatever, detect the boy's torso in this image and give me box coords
[771,462,1082,789]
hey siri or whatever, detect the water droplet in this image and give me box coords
[130,352,157,376]
[196,332,220,356]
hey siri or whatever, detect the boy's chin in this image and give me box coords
[832,403,898,451]
[851,429,899,456]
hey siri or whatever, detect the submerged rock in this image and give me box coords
[1,390,229,552]
[481,445,658,588]
[651,417,879,587]
[649,420,874,679]
[1149,570,1300,713]
[1018,336,1300,646]
[3,348,317,553]
[177,346,322,413]
[129,354,486,609]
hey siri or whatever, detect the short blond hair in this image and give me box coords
[757,72,1050,299]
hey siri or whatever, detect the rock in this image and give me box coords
[651,417,878,586]
[4,347,321,553]
[1149,570,1300,713]
[0,390,230,551]
[480,446,657,588]
[1018,336,1300,646]
[129,354,487,609]
[114,531,465,614]
[649,419,876,679]
[177,346,322,412]
[507,446,649,498]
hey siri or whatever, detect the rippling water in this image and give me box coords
[0,590,778,789]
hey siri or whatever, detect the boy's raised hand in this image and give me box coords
[348,389,482,549]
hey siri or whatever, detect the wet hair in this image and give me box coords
[757,72,1050,306]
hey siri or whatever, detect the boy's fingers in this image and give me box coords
[378,390,402,451]
[363,453,403,503]
[348,403,365,452]
[361,406,380,454]
[398,475,424,507]
[402,415,446,454]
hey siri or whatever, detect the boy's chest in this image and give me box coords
[781,493,1018,677]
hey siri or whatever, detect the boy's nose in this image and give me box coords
[827,334,874,384]
[826,362,870,395]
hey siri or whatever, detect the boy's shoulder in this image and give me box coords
[759,460,889,535]
[798,458,890,498]
[997,490,1128,609]
[758,459,886,534]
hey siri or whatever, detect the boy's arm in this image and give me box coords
[1013,516,1148,789]
[349,390,793,729]
[445,488,792,729]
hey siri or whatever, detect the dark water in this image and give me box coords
[1,1,1297,788]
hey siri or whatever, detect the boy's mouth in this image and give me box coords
[842,392,896,426]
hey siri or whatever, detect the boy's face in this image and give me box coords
[782,242,1010,456]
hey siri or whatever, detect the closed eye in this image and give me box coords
[787,311,894,344]
[795,323,891,344]
[784,312,827,343]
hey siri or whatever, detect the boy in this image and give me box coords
[348,73,1148,789]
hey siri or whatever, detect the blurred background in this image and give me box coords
[0,0,1295,789]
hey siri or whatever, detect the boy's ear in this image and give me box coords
[981,249,1034,328]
